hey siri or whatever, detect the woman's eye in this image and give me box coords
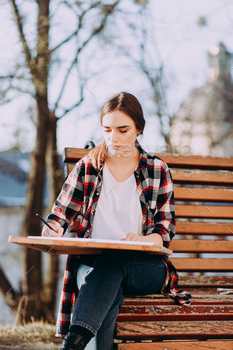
[103,129,127,133]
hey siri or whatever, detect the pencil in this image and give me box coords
[36,213,57,232]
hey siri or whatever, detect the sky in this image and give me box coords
[0,0,233,155]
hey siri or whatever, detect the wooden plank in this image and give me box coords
[115,320,233,340]
[174,187,233,202]
[123,294,233,306]
[117,340,233,350]
[177,288,229,294]
[171,169,233,185]
[171,258,233,272]
[8,236,172,255]
[170,239,233,253]
[178,275,233,288]
[63,148,88,163]
[66,164,233,185]
[176,222,233,235]
[176,205,233,218]
[117,304,233,321]
[63,148,233,170]
[163,155,233,170]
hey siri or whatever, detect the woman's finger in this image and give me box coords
[123,232,137,241]
[49,227,64,237]
[42,223,61,237]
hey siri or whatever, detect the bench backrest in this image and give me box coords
[63,147,233,291]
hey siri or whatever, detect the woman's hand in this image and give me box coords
[122,232,144,241]
[42,223,64,237]
[122,232,163,245]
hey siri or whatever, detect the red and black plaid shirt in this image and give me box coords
[47,143,185,337]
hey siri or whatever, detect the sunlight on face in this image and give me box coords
[102,110,140,158]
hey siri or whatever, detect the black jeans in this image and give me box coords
[71,249,166,350]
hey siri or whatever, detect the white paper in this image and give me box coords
[27,236,155,246]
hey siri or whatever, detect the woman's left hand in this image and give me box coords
[122,232,145,242]
[122,232,163,245]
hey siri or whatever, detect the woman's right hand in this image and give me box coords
[42,223,64,237]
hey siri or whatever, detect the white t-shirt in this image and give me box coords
[91,163,143,240]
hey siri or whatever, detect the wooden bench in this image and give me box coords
[63,146,233,350]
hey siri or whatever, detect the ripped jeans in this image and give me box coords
[72,249,166,350]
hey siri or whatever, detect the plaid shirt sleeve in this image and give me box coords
[146,161,176,248]
[46,159,85,232]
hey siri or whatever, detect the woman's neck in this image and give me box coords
[105,145,140,167]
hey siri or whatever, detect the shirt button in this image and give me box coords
[96,192,99,195]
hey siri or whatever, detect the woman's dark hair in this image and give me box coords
[88,92,145,169]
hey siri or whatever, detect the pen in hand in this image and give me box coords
[36,213,57,233]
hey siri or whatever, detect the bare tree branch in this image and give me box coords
[9,0,32,69]
[0,73,31,81]
[117,5,172,143]
[10,86,33,95]
[51,29,79,52]
[0,75,16,80]
[51,1,102,52]
[59,95,84,119]
[54,1,120,113]
[0,96,19,106]
[54,57,78,111]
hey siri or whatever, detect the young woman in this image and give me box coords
[42,92,177,350]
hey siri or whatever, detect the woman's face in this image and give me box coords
[102,110,140,158]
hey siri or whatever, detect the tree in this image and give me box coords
[0,0,121,323]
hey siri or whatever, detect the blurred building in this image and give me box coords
[0,147,57,207]
[0,147,29,206]
[170,43,233,157]
[0,148,63,323]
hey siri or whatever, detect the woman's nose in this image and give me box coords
[110,130,118,142]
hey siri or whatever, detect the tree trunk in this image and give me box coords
[20,0,51,322]
[21,93,50,321]
[42,112,64,322]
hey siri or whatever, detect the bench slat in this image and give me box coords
[117,340,233,350]
[63,148,233,170]
[160,154,233,170]
[174,187,233,202]
[171,169,233,184]
[176,222,233,235]
[178,275,233,288]
[171,258,233,271]
[176,204,233,218]
[123,294,233,305]
[66,163,233,185]
[115,320,233,340]
[117,304,233,321]
[170,239,233,252]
